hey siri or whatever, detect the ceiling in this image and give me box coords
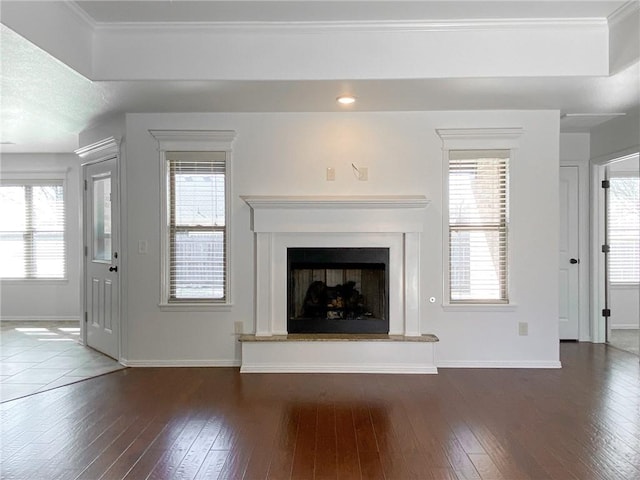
[1,1,638,153]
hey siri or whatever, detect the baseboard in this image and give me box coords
[0,316,81,322]
[241,363,438,374]
[611,325,640,330]
[120,358,241,367]
[437,360,562,369]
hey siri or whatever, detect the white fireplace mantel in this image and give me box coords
[241,195,429,233]
[240,194,437,374]
[241,195,429,210]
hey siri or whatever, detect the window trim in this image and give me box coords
[0,170,69,282]
[436,128,523,308]
[150,130,237,309]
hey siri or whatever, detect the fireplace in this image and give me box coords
[239,195,438,374]
[288,247,389,334]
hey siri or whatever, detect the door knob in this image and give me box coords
[109,265,118,272]
[570,258,579,264]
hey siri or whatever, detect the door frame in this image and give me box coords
[590,147,640,344]
[75,137,123,361]
[560,160,591,342]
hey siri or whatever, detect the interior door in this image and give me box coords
[84,158,120,359]
[559,166,580,339]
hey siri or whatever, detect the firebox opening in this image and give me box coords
[287,248,389,334]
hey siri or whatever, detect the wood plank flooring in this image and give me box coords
[1,343,639,479]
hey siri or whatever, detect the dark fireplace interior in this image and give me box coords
[287,247,389,334]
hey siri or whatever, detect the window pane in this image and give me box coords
[171,230,225,300]
[609,176,639,283]
[93,177,112,262]
[32,186,64,231]
[33,232,65,278]
[0,232,25,277]
[0,186,26,231]
[175,173,225,227]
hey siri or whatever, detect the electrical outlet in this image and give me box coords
[518,322,528,336]
[358,167,368,181]
[234,321,243,334]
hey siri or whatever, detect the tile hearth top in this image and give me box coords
[239,333,439,342]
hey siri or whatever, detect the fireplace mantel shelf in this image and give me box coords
[241,195,429,210]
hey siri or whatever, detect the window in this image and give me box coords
[151,128,236,307]
[0,180,65,279]
[448,150,509,303]
[609,175,639,284]
[166,152,227,302]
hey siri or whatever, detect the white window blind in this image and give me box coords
[448,150,509,303]
[609,175,639,284]
[0,181,65,279]
[167,151,227,302]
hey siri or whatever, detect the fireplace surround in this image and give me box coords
[240,195,438,373]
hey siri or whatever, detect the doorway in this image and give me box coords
[592,152,639,355]
[78,137,122,361]
[606,155,639,355]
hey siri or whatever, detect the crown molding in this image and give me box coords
[91,17,607,34]
[75,136,120,163]
[149,130,237,151]
[608,0,640,26]
[65,0,98,29]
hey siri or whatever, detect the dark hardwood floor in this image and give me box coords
[1,343,639,479]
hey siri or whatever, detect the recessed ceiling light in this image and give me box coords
[337,95,356,105]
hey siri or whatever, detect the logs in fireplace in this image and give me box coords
[287,248,389,334]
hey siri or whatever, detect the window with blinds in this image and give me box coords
[0,181,66,279]
[448,150,509,303]
[166,152,227,302]
[609,175,639,284]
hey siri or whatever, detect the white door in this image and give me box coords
[559,166,580,339]
[84,158,120,359]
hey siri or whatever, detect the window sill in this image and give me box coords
[0,278,69,285]
[158,302,233,312]
[442,303,518,312]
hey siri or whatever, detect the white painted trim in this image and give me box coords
[149,130,237,151]
[437,360,562,369]
[241,364,438,374]
[158,303,234,312]
[608,0,640,26]
[91,18,607,33]
[441,303,518,312]
[76,137,120,163]
[151,129,237,307]
[437,127,523,306]
[121,359,241,367]
[241,195,429,210]
[436,127,524,149]
[560,160,592,342]
[0,316,82,322]
[78,138,123,361]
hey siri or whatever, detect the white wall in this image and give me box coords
[103,110,560,367]
[0,153,81,320]
[560,133,592,340]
